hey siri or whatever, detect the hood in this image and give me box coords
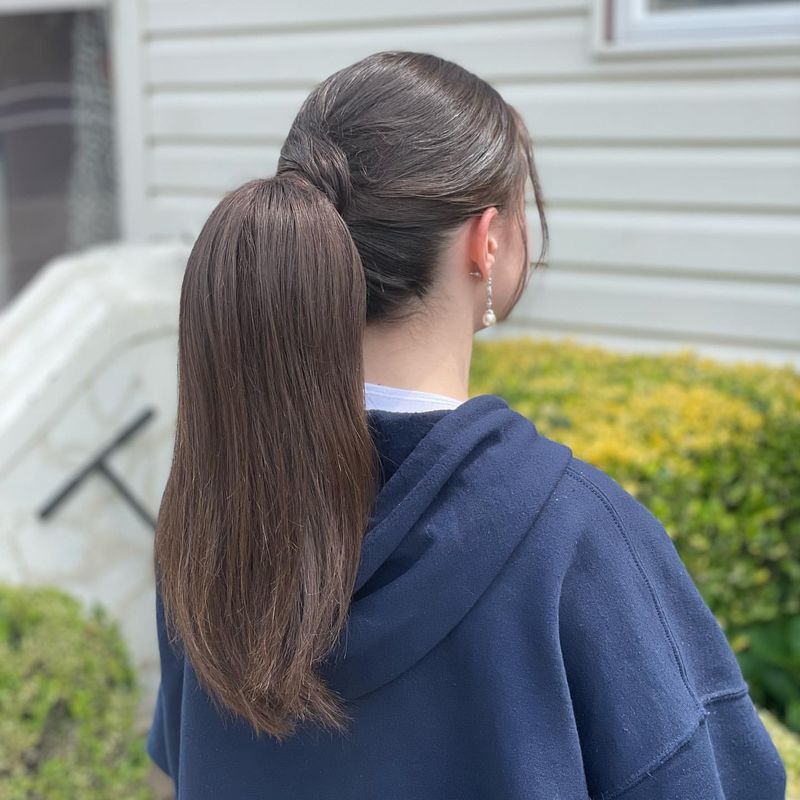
[320,393,573,700]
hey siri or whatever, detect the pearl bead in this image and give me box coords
[482,308,496,327]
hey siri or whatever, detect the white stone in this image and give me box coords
[0,241,189,721]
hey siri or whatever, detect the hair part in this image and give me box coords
[154,50,549,742]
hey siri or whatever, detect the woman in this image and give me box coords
[147,51,786,799]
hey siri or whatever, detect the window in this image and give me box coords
[0,4,118,310]
[598,0,800,51]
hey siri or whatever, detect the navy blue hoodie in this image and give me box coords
[147,393,787,799]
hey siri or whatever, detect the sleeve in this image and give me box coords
[146,584,185,786]
[147,682,172,775]
[558,460,787,800]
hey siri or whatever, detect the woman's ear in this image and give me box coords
[467,207,498,279]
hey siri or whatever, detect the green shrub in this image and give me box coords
[760,707,800,800]
[0,582,153,800]
[472,336,800,731]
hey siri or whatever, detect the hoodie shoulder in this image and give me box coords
[559,455,747,704]
[551,455,785,800]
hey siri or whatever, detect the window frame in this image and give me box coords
[593,0,800,57]
[0,0,146,239]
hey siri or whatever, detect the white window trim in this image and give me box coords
[593,0,800,57]
[108,0,147,240]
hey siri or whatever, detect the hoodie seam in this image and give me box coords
[701,684,749,707]
[563,464,704,717]
[596,688,752,799]
[593,710,706,800]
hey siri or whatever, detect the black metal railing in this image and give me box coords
[38,407,158,530]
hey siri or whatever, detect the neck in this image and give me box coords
[362,314,473,403]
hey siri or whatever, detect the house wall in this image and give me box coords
[127,0,800,366]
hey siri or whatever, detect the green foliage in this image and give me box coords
[0,582,153,800]
[737,617,800,734]
[760,707,800,800]
[472,336,800,732]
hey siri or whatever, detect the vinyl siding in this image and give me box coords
[137,0,800,366]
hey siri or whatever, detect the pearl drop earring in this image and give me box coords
[482,272,496,327]
[469,269,496,328]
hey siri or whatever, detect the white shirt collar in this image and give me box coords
[364,381,464,412]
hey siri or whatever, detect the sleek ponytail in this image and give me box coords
[155,172,379,741]
[154,50,550,741]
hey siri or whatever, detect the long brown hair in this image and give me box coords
[154,50,549,742]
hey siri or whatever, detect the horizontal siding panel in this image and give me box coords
[513,269,800,347]
[149,79,800,143]
[149,90,306,140]
[149,144,800,211]
[498,80,800,143]
[545,207,800,281]
[149,144,281,192]
[144,17,800,87]
[538,147,800,211]
[144,0,586,34]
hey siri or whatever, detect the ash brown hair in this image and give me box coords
[154,50,549,742]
